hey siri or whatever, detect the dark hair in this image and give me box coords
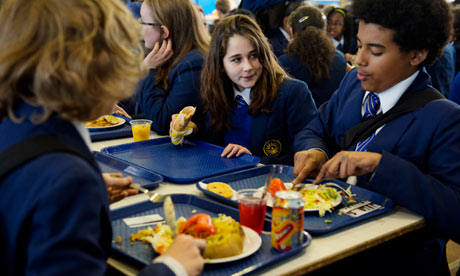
[227,8,256,21]
[453,7,460,42]
[201,15,287,132]
[326,7,354,54]
[351,0,452,67]
[288,6,335,80]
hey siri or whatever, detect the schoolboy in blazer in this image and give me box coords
[293,0,459,274]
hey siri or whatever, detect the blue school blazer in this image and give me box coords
[137,50,204,135]
[278,50,347,108]
[204,77,317,165]
[0,103,174,276]
[294,68,460,245]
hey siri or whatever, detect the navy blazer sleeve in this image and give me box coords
[136,51,203,135]
[138,263,175,276]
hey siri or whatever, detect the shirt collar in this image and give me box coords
[362,70,420,115]
[279,27,291,41]
[331,36,344,48]
[234,87,251,105]
[71,121,92,148]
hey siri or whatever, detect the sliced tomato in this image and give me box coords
[268,178,286,197]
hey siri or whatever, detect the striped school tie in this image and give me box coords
[356,92,380,151]
[235,95,247,108]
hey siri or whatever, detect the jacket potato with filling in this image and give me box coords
[179,213,245,259]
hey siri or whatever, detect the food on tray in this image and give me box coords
[179,213,245,258]
[85,115,119,127]
[207,182,234,198]
[131,213,245,259]
[298,185,340,217]
[173,106,196,132]
[267,178,286,197]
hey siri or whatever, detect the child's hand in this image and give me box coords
[141,39,173,70]
[103,172,138,203]
[113,105,131,119]
[221,143,252,158]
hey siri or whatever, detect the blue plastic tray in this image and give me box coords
[89,115,133,142]
[111,194,312,276]
[93,151,163,190]
[197,165,395,235]
[101,137,260,184]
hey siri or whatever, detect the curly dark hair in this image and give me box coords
[351,0,452,67]
[287,6,335,80]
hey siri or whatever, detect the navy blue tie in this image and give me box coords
[356,93,380,151]
[235,95,247,108]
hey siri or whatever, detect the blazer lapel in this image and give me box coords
[367,112,415,153]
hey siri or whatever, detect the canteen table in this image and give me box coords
[91,135,425,276]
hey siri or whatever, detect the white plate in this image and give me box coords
[86,117,126,130]
[206,225,262,264]
[258,183,342,212]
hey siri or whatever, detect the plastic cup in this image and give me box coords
[237,189,267,234]
[129,119,152,142]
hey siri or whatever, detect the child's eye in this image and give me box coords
[231,58,240,63]
[249,54,258,59]
[370,50,382,56]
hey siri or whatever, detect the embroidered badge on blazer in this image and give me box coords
[263,139,282,156]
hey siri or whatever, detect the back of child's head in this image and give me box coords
[0,0,144,122]
[290,5,325,34]
[351,0,452,67]
[288,6,335,80]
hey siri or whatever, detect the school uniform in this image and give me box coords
[332,36,357,55]
[294,67,460,274]
[278,50,347,107]
[426,43,456,97]
[268,28,289,57]
[0,102,175,276]
[449,71,460,105]
[204,77,317,165]
[137,50,204,135]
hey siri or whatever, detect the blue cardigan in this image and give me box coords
[278,50,347,108]
[203,77,317,165]
[294,68,460,246]
[0,102,174,275]
[137,50,204,135]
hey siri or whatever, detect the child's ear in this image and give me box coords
[409,49,428,67]
[160,25,170,40]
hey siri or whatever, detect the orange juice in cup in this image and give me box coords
[129,119,152,142]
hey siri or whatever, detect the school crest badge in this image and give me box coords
[263,139,282,156]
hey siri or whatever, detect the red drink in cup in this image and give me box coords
[238,189,267,234]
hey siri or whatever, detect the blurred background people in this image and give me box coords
[324,6,357,55]
[278,5,346,107]
[267,1,304,57]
